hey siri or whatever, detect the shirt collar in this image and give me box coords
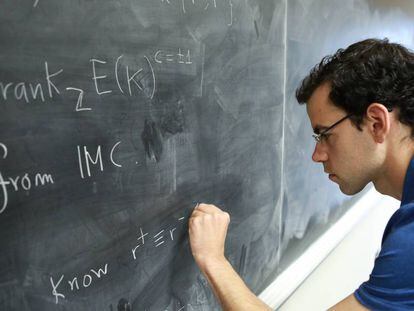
[401,156,414,205]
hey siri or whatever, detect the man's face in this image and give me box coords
[306,83,378,195]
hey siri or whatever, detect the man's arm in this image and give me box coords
[328,294,369,311]
[188,203,271,311]
[189,203,371,311]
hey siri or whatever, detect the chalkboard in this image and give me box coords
[1,0,413,310]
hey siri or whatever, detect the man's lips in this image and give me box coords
[324,169,337,181]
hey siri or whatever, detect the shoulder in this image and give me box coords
[354,203,414,310]
[382,202,414,245]
[376,203,414,282]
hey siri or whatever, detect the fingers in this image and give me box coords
[189,203,230,227]
[194,202,224,214]
[189,209,204,219]
[191,203,230,222]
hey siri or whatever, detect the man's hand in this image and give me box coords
[188,203,272,310]
[189,203,230,269]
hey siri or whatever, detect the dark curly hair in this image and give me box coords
[296,38,414,136]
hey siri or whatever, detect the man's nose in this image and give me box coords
[312,142,328,163]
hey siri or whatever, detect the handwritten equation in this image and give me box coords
[0,143,54,215]
[0,55,156,111]
[32,1,234,27]
[0,49,195,111]
[161,0,234,26]
[131,216,186,259]
[50,216,187,310]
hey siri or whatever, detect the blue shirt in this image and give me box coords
[355,157,414,310]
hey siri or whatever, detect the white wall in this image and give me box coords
[259,189,400,310]
[279,192,399,310]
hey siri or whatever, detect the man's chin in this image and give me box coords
[338,183,365,196]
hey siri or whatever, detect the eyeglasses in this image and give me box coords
[312,107,393,143]
[312,114,352,143]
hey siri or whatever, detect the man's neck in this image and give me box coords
[374,143,414,201]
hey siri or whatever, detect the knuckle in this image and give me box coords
[192,216,201,224]
[212,204,222,211]
[223,212,230,221]
[190,217,201,227]
[217,211,229,219]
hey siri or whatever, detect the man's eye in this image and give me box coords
[321,133,331,141]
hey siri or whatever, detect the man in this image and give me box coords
[188,38,414,310]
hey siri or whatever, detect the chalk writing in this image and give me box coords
[50,275,65,304]
[144,55,156,99]
[88,55,156,99]
[66,87,90,112]
[203,0,216,10]
[131,216,185,259]
[154,48,192,65]
[46,213,187,306]
[160,0,234,26]
[0,142,7,159]
[50,263,109,304]
[0,171,54,215]
[228,0,233,26]
[0,62,62,104]
[47,216,186,305]
[1,55,156,109]
[77,141,129,179]
[91,59,113,95]
[110,141,123,168]
[77,145,103,179]
[131,227,149,259]
[154,230,166,247]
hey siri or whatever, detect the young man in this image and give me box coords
[188,38,414,310]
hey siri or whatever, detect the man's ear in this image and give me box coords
[365,103,391,143]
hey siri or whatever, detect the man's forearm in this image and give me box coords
[199,257,272,311]
[188,204,271,310]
